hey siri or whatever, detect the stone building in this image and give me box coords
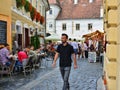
[103,0,120,90]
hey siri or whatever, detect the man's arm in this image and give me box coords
[72,53,78,69]
[52,52,59,68]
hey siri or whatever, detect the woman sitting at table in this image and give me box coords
[14,48,28,71]
[17,48,28,63]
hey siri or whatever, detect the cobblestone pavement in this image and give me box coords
[0,58,103,90]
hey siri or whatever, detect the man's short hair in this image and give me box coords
[4,43,9,47]
[62,33,68,39]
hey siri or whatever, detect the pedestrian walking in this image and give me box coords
[78,43,82,59]
[71,39,79,55]
[52,33,78,90]
[84,42,88,58]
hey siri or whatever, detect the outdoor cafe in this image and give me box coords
[0,44,55,78]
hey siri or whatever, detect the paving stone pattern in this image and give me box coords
[0,58,103,90]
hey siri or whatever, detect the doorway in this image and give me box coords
[24,28,30,47]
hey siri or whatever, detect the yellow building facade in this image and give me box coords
[103,0,120,90]
[0,0,12,48]
[0,0,49,50]
[11,0,49,49]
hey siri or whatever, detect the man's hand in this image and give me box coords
[52,62,56,68]
[52,52,59,68]
[74,64,78,69]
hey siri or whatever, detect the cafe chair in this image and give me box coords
[0,60,16,78]
[34,55,42,69]
[22,58,33,77]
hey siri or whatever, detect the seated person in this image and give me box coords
[25,46,37,61]
[30,45,35,51]
[0,44,12,66]
[25,46,37,68]
[17,48,28,63]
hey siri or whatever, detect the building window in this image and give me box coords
[16,25,22,34]
[49,24,53,28]
[89,0,93,3]
[88,23,93,30]
[76,24,80,30]
[30,0,32,4]
[0,21,7,44]
[40,5,42,14]
[49,8,52,15]
[62,24,66,30]
[36,0,38,9]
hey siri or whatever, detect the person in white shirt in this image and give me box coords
[71,39,79,55]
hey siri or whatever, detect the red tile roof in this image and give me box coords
[56,0,103,20]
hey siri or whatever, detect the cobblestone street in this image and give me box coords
[0,58,103,90]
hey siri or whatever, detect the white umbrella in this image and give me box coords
[45,33,61,40]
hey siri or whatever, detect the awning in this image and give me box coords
[82,30,104,38]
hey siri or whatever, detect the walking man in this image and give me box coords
[52,33,78,90]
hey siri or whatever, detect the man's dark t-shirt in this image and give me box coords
[57,43,74,67]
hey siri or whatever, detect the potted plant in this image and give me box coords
[30,7,37,21]
[29,3,32,12]
[40,16,44,24]
[16,0,25,8]
[24,0,29,12]
[36,12,41,22]
[21,0,26,6]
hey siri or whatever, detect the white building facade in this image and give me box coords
[47,0,103,40]
[56,19,103,39]
[46,1,60,34]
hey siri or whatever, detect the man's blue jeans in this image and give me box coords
[60,67,71,90]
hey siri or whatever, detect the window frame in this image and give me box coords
[76,24,80,30]
[62,23,67,31]
[49,8,52,15]
[88,23,93,30]
[49,23,53,29]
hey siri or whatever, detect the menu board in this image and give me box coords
[0,21,7,44]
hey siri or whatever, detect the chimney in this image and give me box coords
[89,0,93,3]
[74,0,78,4]
[100,6,103,17]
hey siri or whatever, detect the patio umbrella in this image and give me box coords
[45,33,61,40]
